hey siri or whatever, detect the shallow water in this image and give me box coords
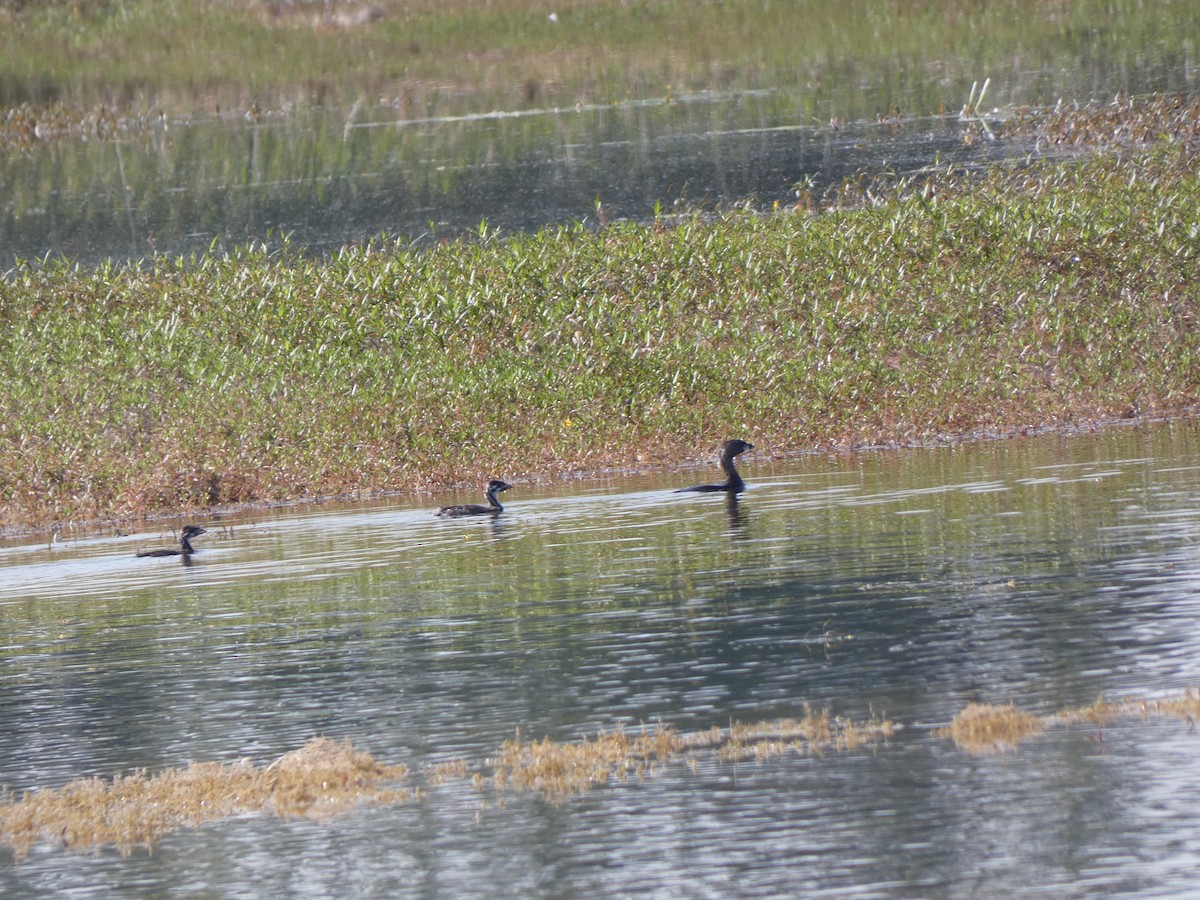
[4,70,1198,269]
[4,419,1200,896]
[4,0,1199,269]
[1,93,1022,269]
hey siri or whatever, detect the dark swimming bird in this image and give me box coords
[136,525,207,557]
[436,479,513,518]
[677,439,755,494]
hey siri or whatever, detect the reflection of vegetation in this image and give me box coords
[1,96,1197,531]
[6,0,1194,262]
[0,93,818,263]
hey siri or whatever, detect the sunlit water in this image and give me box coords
[3,419,1200,896]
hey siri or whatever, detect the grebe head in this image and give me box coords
[721,439,754,459]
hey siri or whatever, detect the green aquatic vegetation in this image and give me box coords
[1,0,1197,121]
[1,128,1199,531]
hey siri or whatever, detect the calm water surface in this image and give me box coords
[4,61,1197,268]
[3,420,1200,896]
[0,93,1021,269]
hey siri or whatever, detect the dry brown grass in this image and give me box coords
[0,737,409,859]
[703,711,897,763]
[1055,690,1200,728]
[0,714,897,858]
[490,712,897,798]
[8,694,1197,858]
[1024,92,1200,151]
[938,690,1200,755]
[491,724,688,797]
[936,703,1047,755]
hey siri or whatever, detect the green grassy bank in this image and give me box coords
[2,97,1198,532]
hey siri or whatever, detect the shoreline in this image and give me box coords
[8,409,1191,542]
[3,98,1198,538]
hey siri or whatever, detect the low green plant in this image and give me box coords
[1,101,1198,531]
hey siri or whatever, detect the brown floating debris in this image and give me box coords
[0,737,409,859]
[0,713,896,857]
[490,724,687,798]
[937,689,1200,755]
[16,692,1198,858]
[935,702,1046,755]
[489,711,897,799]
[1055,690,1200,728]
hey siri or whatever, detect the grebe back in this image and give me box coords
[136,525,208,557]
[436,479,513,517]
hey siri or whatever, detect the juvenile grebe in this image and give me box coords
[677,439,755,494]
[436,479,513,517]
[136,525,207,557]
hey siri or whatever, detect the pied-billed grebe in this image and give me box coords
[136,525,207,557]
[436,479,513,518]
[677,439,755,494]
